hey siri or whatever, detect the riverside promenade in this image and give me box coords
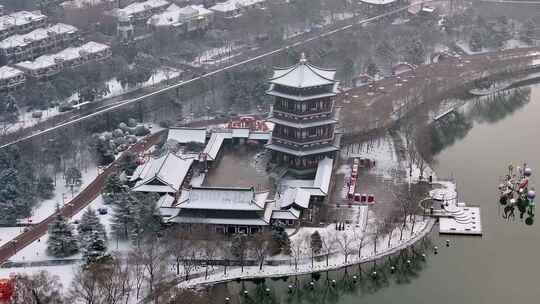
[178,218,436,288]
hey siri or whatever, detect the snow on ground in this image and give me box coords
[179,217,435,288]
[9,195,132,264]
[6,106,60,135]
[191,44,245,67]
[0,263,79,289]
[342,135,399,180]
[29,166,98,223]
[0,227,23,248]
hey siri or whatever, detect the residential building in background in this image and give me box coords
[0,23,80,64]
[0,11,48,40]
[0,66,25,91]
[15,41,111,78]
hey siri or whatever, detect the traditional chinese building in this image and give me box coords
[266,54,341,173]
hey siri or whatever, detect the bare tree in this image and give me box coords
[252,231,272,271]
[201,238,219,280]
[165,227,191,276]
[12,271,64,304]
[131,235,169,303]
[290,235,305,272]
[353,229,367,261]
[69,266,101,304]
[335,232,353,264]
[320,231,335,267]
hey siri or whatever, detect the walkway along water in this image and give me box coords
[177,218,436,288]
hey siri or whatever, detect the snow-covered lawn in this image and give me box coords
[8,195,132,264]
[28,166,98,224]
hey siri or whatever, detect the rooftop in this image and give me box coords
[210,0,265,13]
[0,11,47,32]
[147,4,213,27]
[0,23,78,49]
[358,0,399,5]
[269,54,337,88]
[14,41,110,71]
[131,152,194,193]
[117,0,170,18]
[178,186,269,211]
[0,65,24,79]
[167,127,207,144]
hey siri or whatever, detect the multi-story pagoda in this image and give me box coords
[266,54,341,172]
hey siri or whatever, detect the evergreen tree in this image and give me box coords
[82,230,110,265]
[270,225,291,255]
[129,193,161,245]
[310,230,322,254]
[47,207,79,257]
[111,192,136,240]
[102,173,126,204]
[36,175,54,199]
[78,207,107,242]
[366,59,379,78]
[404,39,426,66]
[65,167,82,186]
[470,31,483,52]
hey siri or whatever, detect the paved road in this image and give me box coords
[337,47,540,136]
[0,1,433,150]
[0,131,165,265]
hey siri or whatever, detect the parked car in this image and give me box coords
[98,208,108,215]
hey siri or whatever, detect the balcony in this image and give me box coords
[272,107,334,123]
[271,133,335,148]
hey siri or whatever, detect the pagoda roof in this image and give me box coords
[269,54,336,88]
[266,143,339,157]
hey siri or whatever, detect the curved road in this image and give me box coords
[0,131,165,264]
[0,1,433,150]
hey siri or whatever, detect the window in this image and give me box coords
[250,227,260,234]
[227,226,236,234]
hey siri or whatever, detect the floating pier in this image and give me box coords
[429,181,483,236]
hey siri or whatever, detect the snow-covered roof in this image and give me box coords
[203,132,230,161]
[61,0,115,9]
[157,193,176,207]
[271,208,300,220]
[313,157,333,195]
[279,188,311,209]
[14,41,110,71]
[0,11,47,32]
[167,127,207,144]
[0,65,24,79]
[147,4,213,27]
[232,128,250,138]
[0,23,78,49]
[358,0,398,5]
[247,132,271,141]
[269,55,336,88]
[210,0,265,13]
[178,187,269,211]
[170,213,269,226]
[15,55,58,70]
[117,0,170,18]
[131,153,194,193]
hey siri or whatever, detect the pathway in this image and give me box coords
[0,131,166,264]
